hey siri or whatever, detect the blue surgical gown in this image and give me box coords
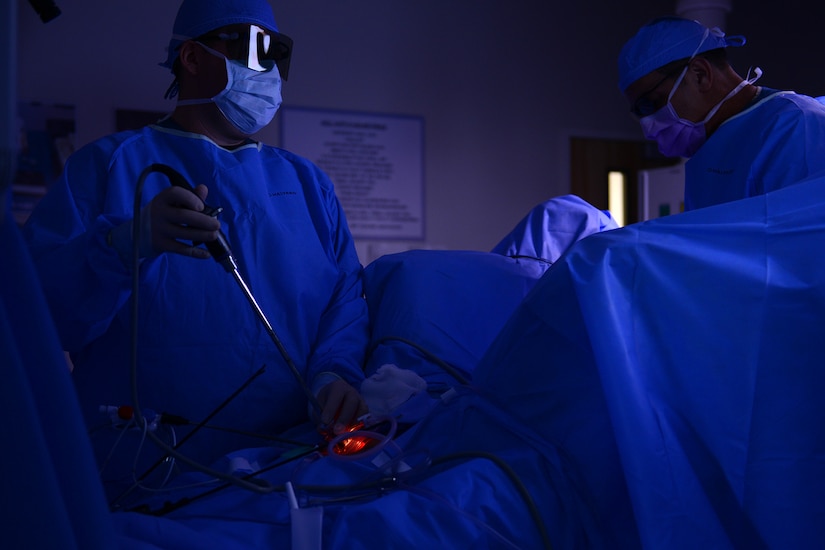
[686,91,825,210]
[22,124,368,498]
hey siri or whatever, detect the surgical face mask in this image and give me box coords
[177,43,283,135]
[639,66,761,158]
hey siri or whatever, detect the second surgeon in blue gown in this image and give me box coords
[22,0,369,502]
[618,16,825,211]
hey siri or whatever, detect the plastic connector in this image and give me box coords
[98,404,161,431]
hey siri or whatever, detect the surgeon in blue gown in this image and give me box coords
[22,0,369,503]
[618,16,825,211]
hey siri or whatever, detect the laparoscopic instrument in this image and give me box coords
[153,163,325,417]
[125,163,329,496]
[120,164,394,507]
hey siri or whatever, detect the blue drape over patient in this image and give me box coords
[473,173,825,548]
[362,195,615,399]
[12,159,825,547]
[491,194,618,260]
[106,175,825,549]
[118,179,825,547]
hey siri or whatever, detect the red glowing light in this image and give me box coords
[321,421,380,456]
[333,434,369,455]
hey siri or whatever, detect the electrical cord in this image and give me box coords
[131,418,177,491]
[365,332,553,548]
[188,422,314,447]
[97,418,135,477]
[108,364,275,509]
[156,162,324,418]
[120,165,551,548]
[123,364,268,498]
[98,415,179,498]
[120,163,399,514]
[363,338,552,547]
[148,416,405,515]
[294,445,434,508]
[289,443,547,548]
[124,164,278,503]
[398,481,523,550]
[429,451,553,550]
[369,335,471,386]
[299,443,552,549]
[141,445,319,516]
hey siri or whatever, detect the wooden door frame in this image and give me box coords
[570,137,681,225]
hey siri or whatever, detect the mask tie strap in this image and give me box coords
[666,28,711,103]
[174,42,234,106]
[700,66,763,124]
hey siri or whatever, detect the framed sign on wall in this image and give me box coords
[280,106,425,240]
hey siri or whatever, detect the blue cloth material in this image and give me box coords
[685,91,825,210]
[21,172,825,548]
[161,0,279,70]
[13,165,825,548]
[474,172,825,548]
[363,249,549,392]
[618,16,745,92]
[1,193,116,549]
[109,405,570,549]
[491,194,618,262]
[22,124,368,502]
[361,196,615,415]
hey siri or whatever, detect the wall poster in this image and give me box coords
[280,107,424,240]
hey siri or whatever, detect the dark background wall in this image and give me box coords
[14,0,824,258]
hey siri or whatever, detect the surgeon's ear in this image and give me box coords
[178,41,203,76]
[689,57,714,92]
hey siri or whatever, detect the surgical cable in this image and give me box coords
[398,481,524,550]
[389,389,554,550]
[125,164,278,500]
[370,335,472,386]
[153,163,324,418]
[110,363,271,509]
[291,446,434,508]
[131,419,177,491]
[430,451,553,550]
[143,445,320,517]
[123,364,267,498]
[190,422,313,447]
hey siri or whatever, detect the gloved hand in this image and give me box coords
[316,379,369,434]
[109,184,220,260]
[144,184,221,258]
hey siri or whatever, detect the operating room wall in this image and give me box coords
[15,0,825,260]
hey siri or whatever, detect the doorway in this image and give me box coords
[570,137,681,225]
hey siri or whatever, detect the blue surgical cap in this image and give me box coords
[160,0,279,71]
[618,16,746,93]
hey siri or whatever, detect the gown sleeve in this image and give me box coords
[298,161,369,388]
[22,138,136,352]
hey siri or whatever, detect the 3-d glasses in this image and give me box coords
[198,24,292,78]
